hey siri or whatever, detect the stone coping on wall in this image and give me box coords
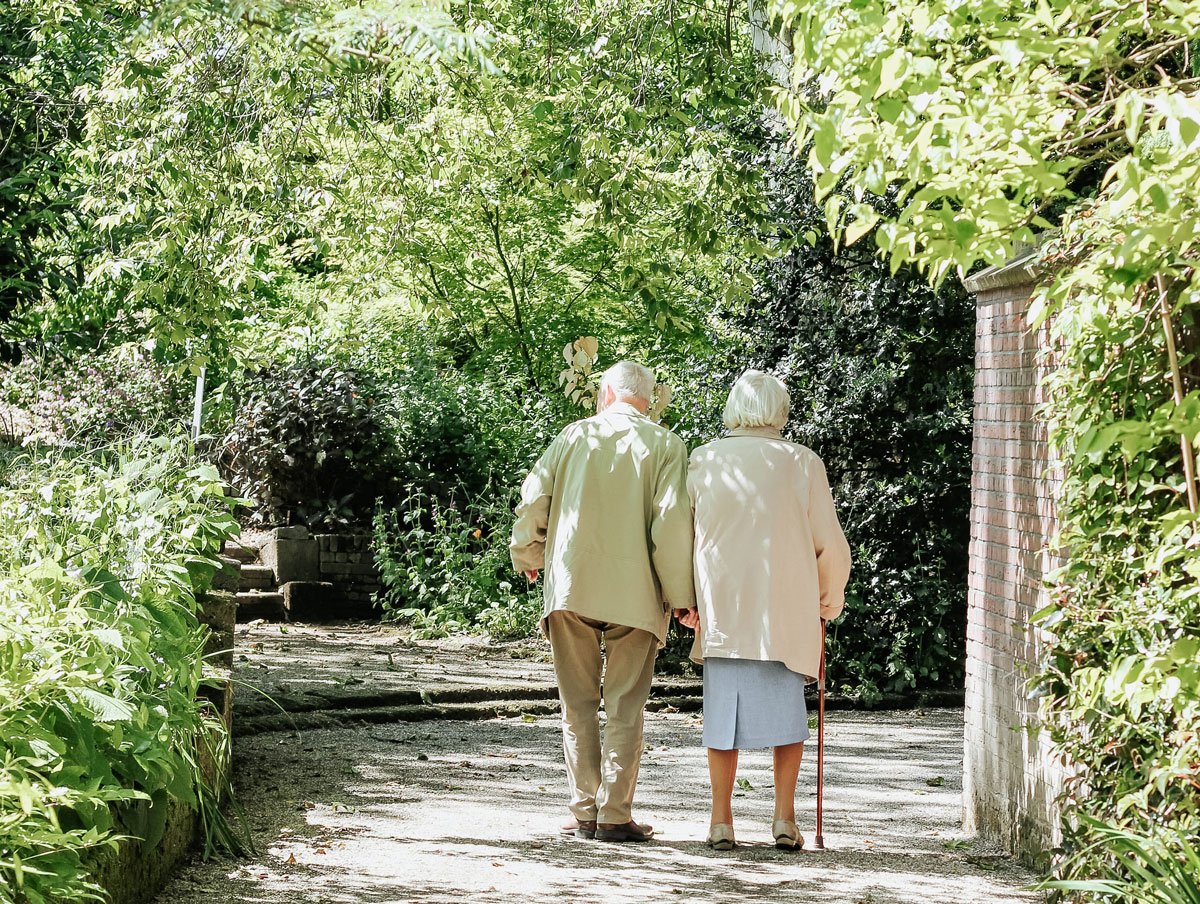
[962,236,1052,295]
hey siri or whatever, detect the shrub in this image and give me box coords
[219,352,403,528]
[217,329,559,530]
[1031,275,1200,887]
[672,153,974,700]
[372,489,541,640]
[2,345,191,444]
[1042,817,1200,904]
[0,438,240,904]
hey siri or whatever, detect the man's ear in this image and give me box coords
[599,384,615,411]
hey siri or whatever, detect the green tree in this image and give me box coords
[0,0,489,365]
[312,0,777,389]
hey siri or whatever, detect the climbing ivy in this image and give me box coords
[770,0,1200,889]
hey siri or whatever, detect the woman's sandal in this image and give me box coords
[707,823,736,851]
[772,819,803,850]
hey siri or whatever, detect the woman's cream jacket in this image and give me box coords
[687,427,851,680]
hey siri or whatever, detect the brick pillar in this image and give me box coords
[962,253,1064,859]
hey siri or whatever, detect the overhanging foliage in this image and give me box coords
[771,0,1200,890]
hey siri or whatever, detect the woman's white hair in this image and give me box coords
[600,360,656,403]
[723,369,791,430]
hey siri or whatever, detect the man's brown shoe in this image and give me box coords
[595,820,654,842]
[561,818,597,839]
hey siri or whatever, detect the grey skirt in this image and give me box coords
[702,657,810,750]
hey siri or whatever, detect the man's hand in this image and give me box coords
[673,608,700,631]
[525,570,540,582]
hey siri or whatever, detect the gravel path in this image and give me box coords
[156,707,1043,904]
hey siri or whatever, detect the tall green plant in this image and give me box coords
[373,488,541,640]
[1042,816,1200,904]
[0,439,240,903]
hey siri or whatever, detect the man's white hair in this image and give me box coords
[599,360,656,404]
[723,369,790,430]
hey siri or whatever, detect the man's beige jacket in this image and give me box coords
[687,427,852,680]
[510,402,695,642]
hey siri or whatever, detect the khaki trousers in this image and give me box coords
[547,610,658,825]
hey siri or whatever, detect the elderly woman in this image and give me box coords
[677,370,851,851]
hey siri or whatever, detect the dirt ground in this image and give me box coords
[156,706,1044,904]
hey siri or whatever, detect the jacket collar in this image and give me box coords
[728,426,784,439]
[601,401,649,419]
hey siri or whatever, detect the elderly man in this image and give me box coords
[510,360,694,843]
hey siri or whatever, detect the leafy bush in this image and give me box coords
[678,153,974,700]
[2,346,191,444]
[0,438,240,904]
[219,352,404,528]
[372,489,541,641]
[218,324,562,530]
[1042,816,1200,904]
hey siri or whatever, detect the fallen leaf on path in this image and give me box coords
[286,853,297,865]
[736,778,754,791]
[925,776,945,787]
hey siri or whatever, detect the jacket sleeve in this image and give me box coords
[807,455,852,621]
[649,435,696,610]
[510,435,561,573]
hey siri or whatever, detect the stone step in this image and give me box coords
[238,564,276,591]
[235,591,287,622]
[212,556,242,592]
[223,540,260,564]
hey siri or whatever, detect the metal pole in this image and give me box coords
[191,366,206,441]
[814,619,827,850]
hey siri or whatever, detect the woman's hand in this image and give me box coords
[673,607,701,631]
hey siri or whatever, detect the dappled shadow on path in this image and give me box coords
[157,710,1042,904]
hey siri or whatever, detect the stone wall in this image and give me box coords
[93,592,235,903]
[253,527,382,619]
[314,533,381,616]
[961,251,1065,860]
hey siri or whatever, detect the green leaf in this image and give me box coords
[72,688,135,723]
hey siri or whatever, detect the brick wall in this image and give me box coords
[962,253,1064,859]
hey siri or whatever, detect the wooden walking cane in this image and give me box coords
[813,618,827,850]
